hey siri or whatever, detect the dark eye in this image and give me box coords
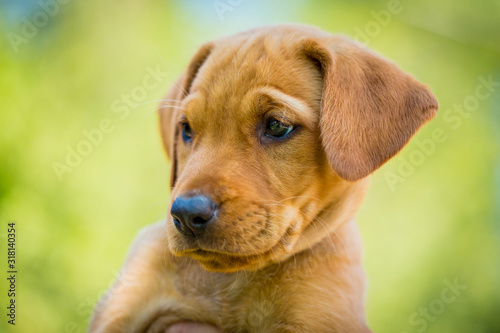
[265,117,294,139]
[181,122,193,142]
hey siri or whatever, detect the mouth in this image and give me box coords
[188,249,258,271]
[183,248,275,272]
[172,223,301,272]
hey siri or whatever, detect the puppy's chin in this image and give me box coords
[177,245,294,273]
[167,223,302,273]
[186,250,268,272]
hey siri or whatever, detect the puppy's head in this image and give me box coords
[159,25,437,272]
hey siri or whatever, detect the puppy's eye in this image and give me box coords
[181,122,193,142]
[265,117,294,139]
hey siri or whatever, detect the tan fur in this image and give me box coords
[89,24,437,332]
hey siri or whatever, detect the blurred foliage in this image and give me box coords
[0,0,498,332]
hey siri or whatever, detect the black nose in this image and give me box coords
[170,195,217,237]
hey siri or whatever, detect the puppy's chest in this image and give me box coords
[172,266,283,331]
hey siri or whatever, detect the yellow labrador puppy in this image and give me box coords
[89,24,438,333]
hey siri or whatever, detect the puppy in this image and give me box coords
[89,24,438,332]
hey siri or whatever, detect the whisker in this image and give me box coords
[141,104,185,122]
[268,196,322,205]
[313,216,352,266]
[144,200,170,213]
[142,104,184,111]
[331,228,352,265]
[136,99,184,106]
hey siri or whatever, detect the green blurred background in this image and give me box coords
[0,0,499,332]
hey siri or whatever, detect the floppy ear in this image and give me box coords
[158,43,213,189]
[302,37,438,181]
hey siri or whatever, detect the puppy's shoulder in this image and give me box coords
[125,220,170,261]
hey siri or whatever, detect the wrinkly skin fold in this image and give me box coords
[89,24,438,333]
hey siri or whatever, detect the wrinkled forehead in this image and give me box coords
[184,35,323,125]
